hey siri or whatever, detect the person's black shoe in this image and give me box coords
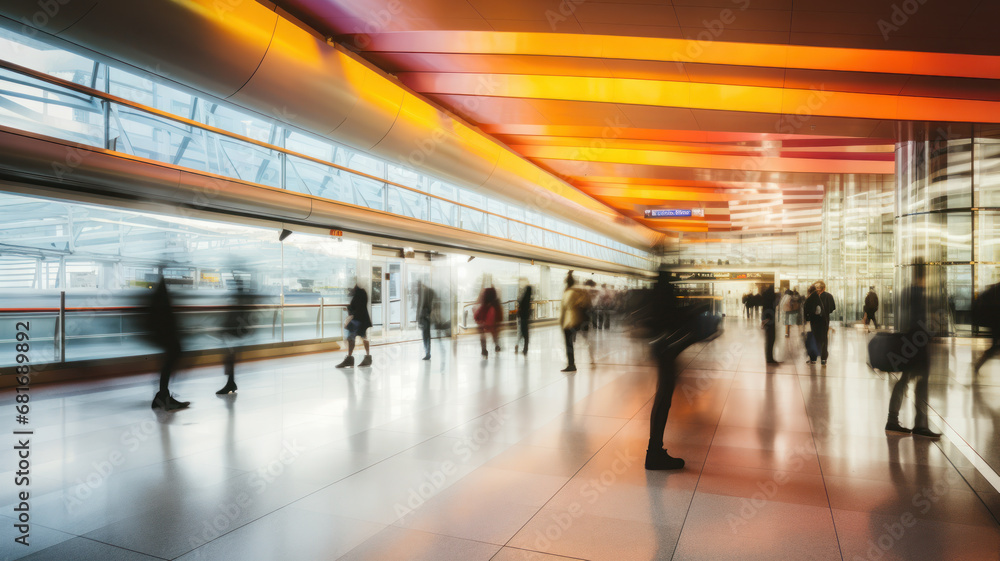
[495,345,501,352]
[481,350,488,358]
[358,354,373,367]
[645,449,685,470]
[821,360,827,365]
[422,354,430,361]
[884,421,911,434]
[766,360,780,365]
[806,359,816,364]
[336,356,354,368]
[152,392,190,411]
[561,365,577,373]
[215,381,237,395]
[911,426,942,439]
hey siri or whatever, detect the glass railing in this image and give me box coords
[0,49,655,271]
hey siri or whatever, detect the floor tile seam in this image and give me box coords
[666,372,731,561]
[328,526,503,561]
[496,392,659,552]
[28,530,173,561]
[488,545,588,561]
[795,370,846,561]
[219,356,645,547]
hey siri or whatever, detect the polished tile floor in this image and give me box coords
[2,319,999,560]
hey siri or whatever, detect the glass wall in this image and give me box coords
[895,124,982,335]
[0,26,655,272]
[661,174,895,325]
[0,192,646,367]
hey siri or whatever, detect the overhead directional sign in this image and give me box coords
[644,208,705,218]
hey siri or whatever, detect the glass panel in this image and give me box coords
[286,130,335,161]
[0,28,98,87]
[0,68,104,147]
[286,155,352,201]
[487,214,507,238]
[350,175,385,210]
[387,186,428,220]
[430,198,457,227]
[460,207,485,233]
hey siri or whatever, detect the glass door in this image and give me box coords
[385,261,403,341]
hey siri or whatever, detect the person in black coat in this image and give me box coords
[416,280,435,360]
[515,283,533,355]
[863,286,880,330]
[337,283,373,368]
[642,273,720,470]
[803,281,836,365]
[761,284,778,364]
[146,275,189,411]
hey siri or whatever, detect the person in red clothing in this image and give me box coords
[475,286,502,358]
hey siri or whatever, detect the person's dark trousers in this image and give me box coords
[745,305,751,318]
[420,321,431,357]
[158,343,181,394]
[865,307,879,329]
[603,312,610,329]
[974,335,1000,372]
[888,361,930,428]
[811,318,830,361]
[223,349,235,383]
[563,328,576,368]
[518,319,529,353]
[764,321,776,362]
[648,343,679,451]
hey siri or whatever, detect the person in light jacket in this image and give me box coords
[560,272,592,372]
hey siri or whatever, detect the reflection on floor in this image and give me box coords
[2,320,999,560]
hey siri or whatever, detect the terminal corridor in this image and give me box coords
[2,321,998,561]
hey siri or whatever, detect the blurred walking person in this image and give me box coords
[780,288,799,338]
[515,281,533,355]
[761,284,778,364]
[475,285,502,358]
[973,281,1000,376]
[642,273,720,470]
[864,286,880,332]
[560,272,592,372]
[804,281,835,365]
[337,282,373,368]
[886,262,940,438]
[416,280,436,360]
[146,274,189,411]
[217,275,256,394]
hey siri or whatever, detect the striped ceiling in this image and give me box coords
[271,0,1000,237]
